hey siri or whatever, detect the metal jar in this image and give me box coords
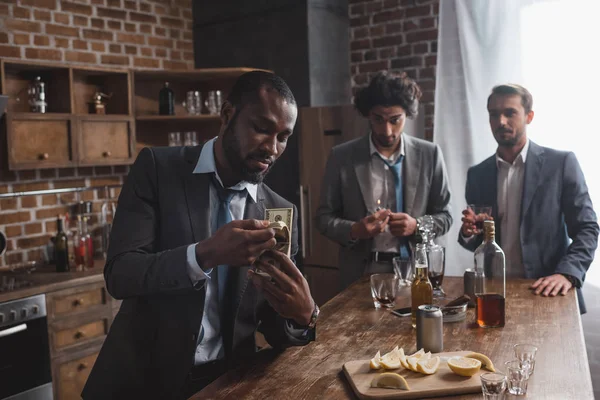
[416,304,443,353]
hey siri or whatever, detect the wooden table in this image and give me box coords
[191,277,594,399]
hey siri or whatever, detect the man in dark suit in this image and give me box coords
[82,72,318,399]
[459,84,598,313]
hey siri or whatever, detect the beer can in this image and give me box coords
[464,269,476,307]
[416,305,443,353]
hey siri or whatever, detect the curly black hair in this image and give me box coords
[354,71,422,118]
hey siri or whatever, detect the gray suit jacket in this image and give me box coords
[316,134,453,290]
[458,141,599,313]
[82,145,311,400]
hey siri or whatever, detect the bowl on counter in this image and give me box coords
[441,303,468,322]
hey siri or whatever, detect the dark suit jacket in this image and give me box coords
[458,141,599,313]
[82,145,310,400]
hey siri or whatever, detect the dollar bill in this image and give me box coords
[252,208,293,279]
[265,208,293,230]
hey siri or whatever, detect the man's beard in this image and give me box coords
[495,128,524,147]
[222,125,276,184]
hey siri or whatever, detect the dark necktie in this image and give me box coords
[382,154,410,259]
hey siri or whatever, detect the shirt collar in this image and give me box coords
[369,131,405,161]
[496,138,530,168]
[193,137,258,202]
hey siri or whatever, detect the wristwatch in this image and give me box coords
[561,273,578,288]
[307,302,320,329]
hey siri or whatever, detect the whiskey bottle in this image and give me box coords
[411,243,433,328]
[54,215,70,272]
[474,220,506,328]
[158,82,174,115]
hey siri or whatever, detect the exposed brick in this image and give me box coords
[124,23,136,32]
[106,0,121,6]
[107,20,121,30]
[182,31,192,41]
[351,39,370,51]
[413,43,428,53]
[420,17,436,29]
[13,182,50,192]
[162,60,189,70]
[21,196,38,208]
[5,253,24,265]
[155,27,166,36]
[148,37,172,47]
[386,22,402,35]
[14,6,32,19]
[91,17,105,29]
[373,35,403,48]
[406,29,437,42]
[117,32,145,45]
[0,199,18,210]
[358,60,389,73]
[25,223,43,235]
[182,51,193,61]
[140,2,151,12]
[0,32,8,44]
[425,55,437,66]
[364,50,376,61]
[18,170,37,180]
[140,47,152,57]
[94,166,112,175]
[54,179,85,189]
[0,45,21,58]
[83,29,113,41]
[350,3,365,15]
[406,5,431,18]
[4,225,22,238]
[420,67,435,78]
[34,9,52,21]
[403,20,418,31]
[90,42,105,52]
[160,17,181,27]
[154,4,166,15]
[370,25,385,36]
[46,24,79,37]
[20,0,56,9]
[170,50,181,60]
[430,40,437,53]
[124,0,136,10]
[62,1,93,15]
[90,177,121,187]
[6,19,42,33]
[40,169,57,179]
[66,50,97,63]
[176,40,192,51]
[53,12,70,24]
[13,33,30,45]
[17,235,52,249]
[0,211,31,225]
[42,195,58,206]
[139,24,152,34]
[54,37,69,48]
[130,12,156,23]
[169,28,180,39]
[76,167,94,176]
[25,48,61,60]
[134,57,160,68]
[96,7,126,19]
[109,44,122,54]
[125,45,137,55]
[366,1,383,13]
[383,0,399,8]
[373,10,404,24]
[35,206,69,220]
[182,9,192,20]
[101,54,129,66]
[351,51,362,63]
[28,249,47,262]
[0,4,7,17]
[73,39,88,50]
[92,0,105,4]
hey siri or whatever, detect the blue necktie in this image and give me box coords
[383,154,410,259]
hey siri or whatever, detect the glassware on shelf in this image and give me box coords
[101,186,117,260]
[182,91,202,115]
[168,132,182,147]
[206,90,222,115]
[28,76,47,113]
[184,131,198,146]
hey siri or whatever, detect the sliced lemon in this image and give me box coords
[371,373,410,390]
[447,357,482,377]
[417,356,440,375]
[380,351,401,369]
[465,352,496,372]
[370,351,382,370]
[407,351,430,372]
[411,348,425,358]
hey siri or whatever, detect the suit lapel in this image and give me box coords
[521,141,544,220]
[402,134,421,216]
[182,146,211,244]
[354,135,376,213]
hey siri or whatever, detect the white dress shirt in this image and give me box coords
[496,139,529,278]
[185,137,258,365]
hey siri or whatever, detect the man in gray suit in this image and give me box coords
[82,72,318,399]
[459,84,598,313]
[316,71,452,290]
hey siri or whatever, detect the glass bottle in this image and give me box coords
[74,215,88,271]
[158,81,174,115]
[418,216,446,298]
[101,186,116,260]
[474,220,506,328]
[54,215,70,272]
[28,76,47,113]
[83,216,94,269]
[411,243,433,328]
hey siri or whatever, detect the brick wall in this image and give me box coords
[349,0,439,140]
[0,0,194,267]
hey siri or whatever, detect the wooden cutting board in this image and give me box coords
[343,351,486,399]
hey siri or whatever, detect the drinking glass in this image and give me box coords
[480,372,507,400]
[392,256,413,286]
[370,273,398,309]
[206,90,222,115]
[514,344,538,377]
[168,132,181,147]
[467,204,493,233]
[504,360,529,395]
[183,91,197,114]
[184,131,198,146]
[428,244,445,297]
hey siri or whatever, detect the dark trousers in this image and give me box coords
[179,359,227,399]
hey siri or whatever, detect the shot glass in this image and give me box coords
[504,360,529,396]
[168,131,181,147]
[514,343,538,377]
[480,372,507,400]
[392,257,413,286]
[370,273,398,309]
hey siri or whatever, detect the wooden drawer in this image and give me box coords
[78,117,133,165]
[47,283,108,320]
[53,317,108,352]
[56,350,99,400]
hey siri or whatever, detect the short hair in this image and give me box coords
[487,84,533,113]
[354,71,422,118]
[226,70,296,111]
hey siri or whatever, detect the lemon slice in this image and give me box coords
[370,351,382,370]
[465,352,496,372]
[411,348,425,358]
[407,351,430,372]
[371,373,410,390]
[447,357,482,377]
[417,356,440,375]
[380,350,401,369]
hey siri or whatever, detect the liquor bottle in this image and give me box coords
[54,215,70,272]
[83,216,94,269]
[411,243,433,328]
[158,82,174,115]
[74,215,88,271]
[100,186,116,260]
[474,220,506,328]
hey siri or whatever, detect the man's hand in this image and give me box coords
[530,274,573,296]
[195,219,276,270]
[388,212,417,237]
[249,250,314,326]
[460,208,478,237]
[350,210,390,240]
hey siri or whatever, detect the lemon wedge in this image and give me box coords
[447,357,482,377]
[370,351,382,370]
[406,350,429,372]
[371,373,410,390]
[417,355,440,375]
[380,348,402,369]
[465,352,496,372]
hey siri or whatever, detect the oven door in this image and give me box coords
[0,316,53,400]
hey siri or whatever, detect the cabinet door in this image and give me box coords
[298,105,368,268]
[78,117,134,165]
[54,349,99,400]
[7,114,75,170]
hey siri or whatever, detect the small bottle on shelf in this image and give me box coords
[83,216,94,269]
[158,81,175,115]
[74,215,88,271]
[54,215,70,272]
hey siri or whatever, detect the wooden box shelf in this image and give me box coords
[71,66,131,115]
